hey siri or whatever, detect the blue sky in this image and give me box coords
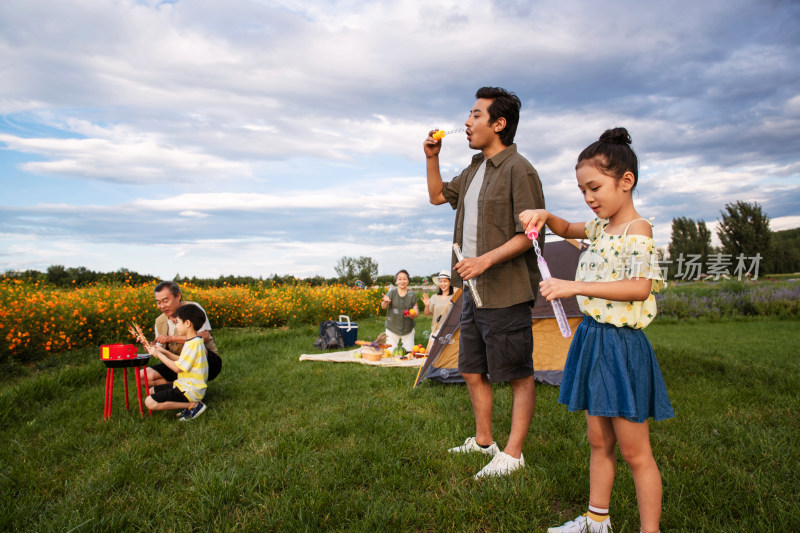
[1,0,798,279]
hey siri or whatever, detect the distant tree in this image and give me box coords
[334,256,378,285]
[304,275,328,287]
[65,266,96,285]
[768,228,800,274]
[716,201,772,273]
[46,265,68,285]
[334,257,355,279]
[375,274,395,286]
[668,217,713,279]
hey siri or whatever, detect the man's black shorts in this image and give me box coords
[458,288,534,383]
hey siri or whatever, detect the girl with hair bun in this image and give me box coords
[520,128,672,533]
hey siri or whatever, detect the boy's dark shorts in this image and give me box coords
[458,288,534,383]
[150,384,190,404]
[150,350,222,382]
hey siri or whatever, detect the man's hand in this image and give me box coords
[154,335,171,344]
[423,129,442,159]
[455,255,492,281]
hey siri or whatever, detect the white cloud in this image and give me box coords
[771,215,800,232]
[0,132,253,183]
[179,210,210,218]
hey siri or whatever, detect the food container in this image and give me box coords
[336,315,358,347]
[360,346,383,362]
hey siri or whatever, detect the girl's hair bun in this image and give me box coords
[577,126,639,188]
[599,127,632,145]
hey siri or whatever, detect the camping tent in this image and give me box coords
[415,239,587,387]
[415,288,464,385]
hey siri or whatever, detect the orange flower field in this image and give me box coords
[0,279,383,363]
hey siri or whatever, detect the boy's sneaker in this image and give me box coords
[176,408,191,418]
[473,451,525,479]
[548,513,612,533]
[179,402,206,421]
[448,436,499,456]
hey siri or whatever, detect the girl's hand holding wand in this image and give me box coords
[539,277,578,301]
[519,208,549,238]
[520,208,586,241]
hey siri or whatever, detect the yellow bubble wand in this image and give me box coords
[433,128,466,141]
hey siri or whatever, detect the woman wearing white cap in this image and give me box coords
[422,270,455,336]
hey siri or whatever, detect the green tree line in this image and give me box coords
[2,266,161,287]
[667,200,799,279]
[1,259,444,288]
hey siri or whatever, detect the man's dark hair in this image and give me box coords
[175,304,206,332]
[154,280,181,297]
[475,86,521,146]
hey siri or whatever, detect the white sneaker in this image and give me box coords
[548,514,612,533]
[448,436,499,456]
[473,451,525,479]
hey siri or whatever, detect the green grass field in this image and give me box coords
[1,316,798,532]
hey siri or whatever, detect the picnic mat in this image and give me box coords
[299,348,425,368]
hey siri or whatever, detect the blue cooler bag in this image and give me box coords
[336,315,358,347]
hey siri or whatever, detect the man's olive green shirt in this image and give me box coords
[441,144,545,309]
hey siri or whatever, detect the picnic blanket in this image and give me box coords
[299,348,424,368]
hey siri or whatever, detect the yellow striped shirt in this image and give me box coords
[174,337,208,402]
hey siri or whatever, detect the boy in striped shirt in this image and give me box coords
[145,304,209,421]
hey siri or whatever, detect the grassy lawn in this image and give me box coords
[1,316,798,532]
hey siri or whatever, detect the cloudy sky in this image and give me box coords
[1,0,798,280]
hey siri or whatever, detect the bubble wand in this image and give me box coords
[432,128,466,141]
[527,228,572,338]
[452,243,483,307]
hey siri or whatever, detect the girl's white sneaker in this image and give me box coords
[548,514,612,533]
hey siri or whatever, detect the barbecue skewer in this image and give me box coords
[129,322,153,351]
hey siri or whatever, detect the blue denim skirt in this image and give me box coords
[558,316,675,423]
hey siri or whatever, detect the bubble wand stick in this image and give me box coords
[453,243,483,308]
[527,228,572,338]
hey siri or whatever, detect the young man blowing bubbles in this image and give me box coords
[424,87,545,479]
